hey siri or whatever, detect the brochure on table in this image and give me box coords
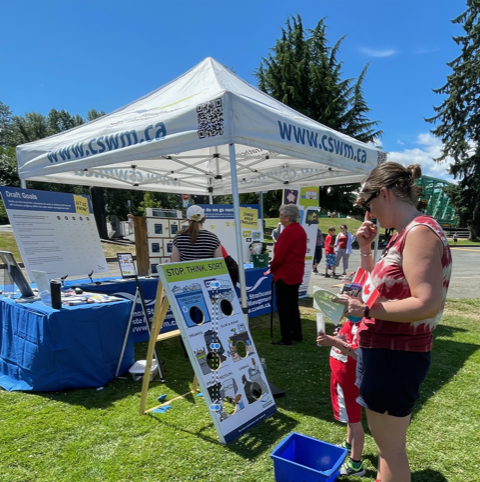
[197,204,263,264]
[282,187,319,297]
[0,187,108,282]
[157,258,276,444]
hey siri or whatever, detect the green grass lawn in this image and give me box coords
[1,299,479,481]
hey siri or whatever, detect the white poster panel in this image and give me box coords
[157,259,276,444]
[198,204,263,264]
[282,187,319,297]
[0,187,108,282]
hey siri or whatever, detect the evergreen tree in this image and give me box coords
[0,101,16,147]
[255,14,382,216]
[47,109,84,135]
[320,184,364,218]
[87,108,106,121]
[426,0,480,240]
[256,14,382,143]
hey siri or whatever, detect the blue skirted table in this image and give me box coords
[0,296,134,391]
[73,268,277,343]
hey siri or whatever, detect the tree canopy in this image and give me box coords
[0,102,180,225]
[256,14,382,144]
[255,14,382,214]
[426,0,480,239]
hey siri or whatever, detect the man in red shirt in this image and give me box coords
[270,204,307,345]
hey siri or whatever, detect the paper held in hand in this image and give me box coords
[313,288,346,326]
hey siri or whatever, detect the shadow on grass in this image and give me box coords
[33,336,199,409]
[412,469,448,481]
[412,322,479,418]
[357,456,449,482]
[147,406,298,456]
[226,411,299,457]
[262,301,480,421]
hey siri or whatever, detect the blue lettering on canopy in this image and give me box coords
[277,121,292,141]
[104,134,119,150]
[58,147,71,161]
[43,120,168,165]
[88,139,98,155]
[71,143,84,158]
[97,136,106,153]
[321,135,328,151]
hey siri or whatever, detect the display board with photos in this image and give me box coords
[157,258,276,444]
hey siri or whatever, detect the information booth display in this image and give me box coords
[157,259,276,444]
[146,217,182,272]
[0,295,133,391]
[0,187,108,282]
[142,207,183,275]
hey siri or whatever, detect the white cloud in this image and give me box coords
[415,48,440,54]
[360,47,396,57]
[388,133,456,183]
[397,139,404,146]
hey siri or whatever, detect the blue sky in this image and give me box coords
[0,0,467,181]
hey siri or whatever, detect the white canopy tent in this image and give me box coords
[16,57,386,308]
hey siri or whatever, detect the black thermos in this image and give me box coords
[50,280,62,309]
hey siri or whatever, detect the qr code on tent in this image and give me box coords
[197,98,224,139]
[377,151,387,164]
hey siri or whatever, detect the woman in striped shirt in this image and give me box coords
[171,205,222,262]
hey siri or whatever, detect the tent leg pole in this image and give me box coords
[228,143,248,321]
[20,179,26,189]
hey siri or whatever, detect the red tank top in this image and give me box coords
[337,234,348,249]
[358,216,452,352]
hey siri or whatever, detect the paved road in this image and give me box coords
[52,246,480,300]
[2,238,478,299]
[307,246,480,299]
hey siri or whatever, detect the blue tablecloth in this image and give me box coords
[74,269,277,342]
[73,277,177,343]
[0,296,134,392]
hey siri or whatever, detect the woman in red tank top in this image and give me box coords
[333,162,452,482]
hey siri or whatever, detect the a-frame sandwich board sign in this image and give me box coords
[156,258,276,444]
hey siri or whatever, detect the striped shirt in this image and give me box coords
[358,215,452,352]
[172,230,221,261]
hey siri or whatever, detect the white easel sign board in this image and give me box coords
[157,259,276,444]
[0,187,108,282]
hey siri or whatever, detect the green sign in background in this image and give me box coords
[159,258,228,283]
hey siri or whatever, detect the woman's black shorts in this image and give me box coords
[356,348,431,417]
[313,246,323,264]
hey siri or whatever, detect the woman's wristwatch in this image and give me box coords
[364,305,371,319]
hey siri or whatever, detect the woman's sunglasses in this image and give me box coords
[360,183,396,212]
[360,191,379,212]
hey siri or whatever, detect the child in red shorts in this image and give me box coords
[317,320,366,477]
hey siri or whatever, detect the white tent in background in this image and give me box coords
[16,57,386,307]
